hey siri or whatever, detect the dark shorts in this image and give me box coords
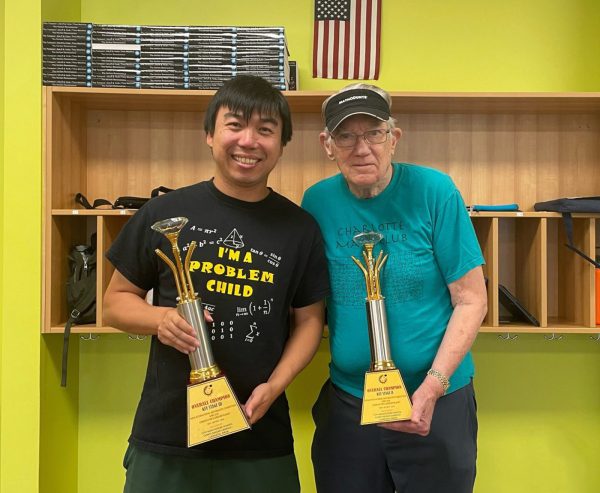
[123,444,300,493]
[311,379,478,493]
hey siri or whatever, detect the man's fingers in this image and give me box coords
[378,420,430,436]
[158,310,200,353]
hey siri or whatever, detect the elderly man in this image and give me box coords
[302,84,487,493]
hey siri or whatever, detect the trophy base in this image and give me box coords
[361,369,412,425]
[187,375,250,447]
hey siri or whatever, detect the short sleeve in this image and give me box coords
[432,188,484,284]
[106,205,160,291]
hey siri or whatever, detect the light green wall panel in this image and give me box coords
[0,0,6,471]
[0,0,41,491]
[42,0,80,21]
[77,335,148,493]
[473,334,600,493]
[80,0,600,91]
[39,336,80,493]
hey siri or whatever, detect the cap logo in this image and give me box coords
[338,95,368,105]
[324,88,390,132]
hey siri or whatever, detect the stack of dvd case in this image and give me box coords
[91,24,142,88]
[186,27,238,90]
[232,27,288,90]
[42,23,290,90]
[43,23,93,87]
[186,27,289,90]
[139,25,189,89]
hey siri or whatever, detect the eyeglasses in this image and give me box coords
[332,128,390,148]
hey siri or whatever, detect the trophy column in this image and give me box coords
[352,232,412,425]
[152,217,250,446]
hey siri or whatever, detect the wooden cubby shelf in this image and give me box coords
[42,87,600,334]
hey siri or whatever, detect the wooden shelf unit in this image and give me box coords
[42,87,600,334]
[472,214,598,333]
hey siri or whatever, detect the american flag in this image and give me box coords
[313,0,382,80]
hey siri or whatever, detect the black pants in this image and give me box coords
[311,380,478,493]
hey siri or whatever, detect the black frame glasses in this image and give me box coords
[332,128,390,148]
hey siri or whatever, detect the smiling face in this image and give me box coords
[321,114,402,198]
[206,106,284,201]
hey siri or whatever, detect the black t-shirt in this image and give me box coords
[107,180,330,458]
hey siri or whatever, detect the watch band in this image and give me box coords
[427,368,450,394]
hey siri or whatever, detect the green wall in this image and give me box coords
[0,1,599,492]
[0,0,41,492]
[474,335,600,491]
[42,0,80,21]
[0,0,5,476]
[80,0,600,91]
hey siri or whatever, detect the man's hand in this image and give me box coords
[157,309,213,354]
[156,309,199,353]
[243,382,279,425]
[241,301,325,426]
[378,377,444,436]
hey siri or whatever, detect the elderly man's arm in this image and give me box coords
[380,265,487,436]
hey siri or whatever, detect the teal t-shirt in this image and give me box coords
[302,163,484,398]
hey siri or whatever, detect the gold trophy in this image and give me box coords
[352,232,412,425]
[152,217,250,446]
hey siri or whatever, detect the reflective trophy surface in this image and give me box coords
[352,232,412,425]
[152,217,250,446]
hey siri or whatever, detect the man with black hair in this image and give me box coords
[104,75,329,493]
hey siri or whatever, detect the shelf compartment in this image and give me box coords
[97,216,131,328]
[43,215,132,334]
[496,217,545,328]
[43,215,98,333]
[547,217,596,327]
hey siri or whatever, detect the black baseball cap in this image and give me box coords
[323,88,391,132]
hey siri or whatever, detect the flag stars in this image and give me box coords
[316,0,350,21]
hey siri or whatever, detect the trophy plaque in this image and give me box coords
[352,232,412,425]
[152,217,250,447]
